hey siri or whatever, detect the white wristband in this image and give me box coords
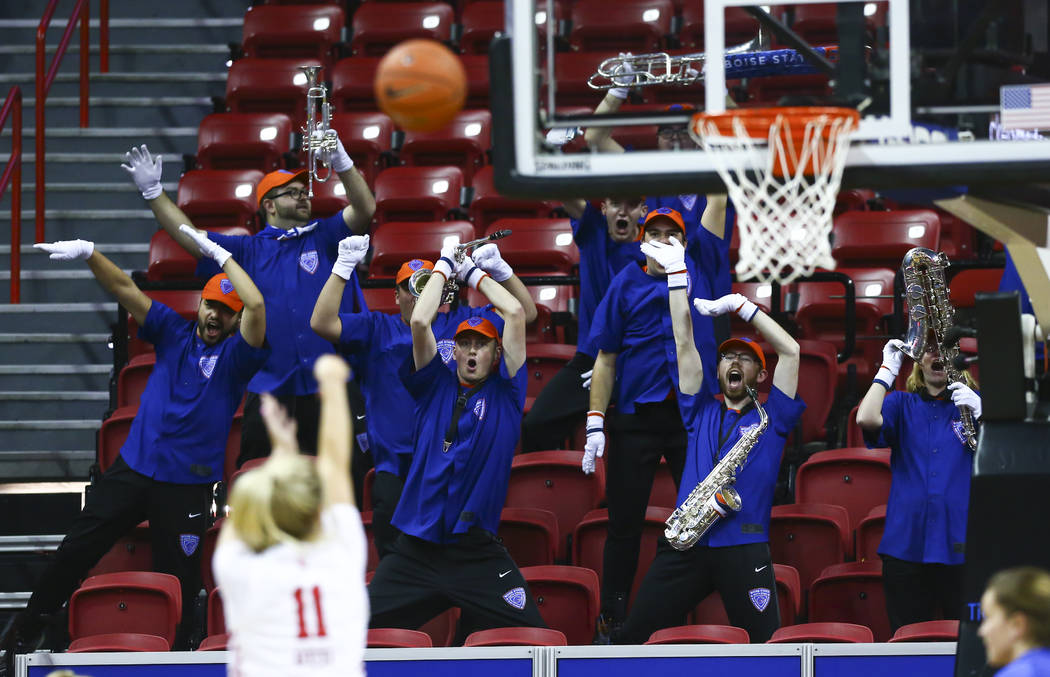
[667,270,688,290]
[465,265,490,290]
[874,365,896,389]
[735,299,759,322]
[433,257,453,281]
[609,86,629,100]
[586,411,605,432]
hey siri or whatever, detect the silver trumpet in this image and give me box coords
[300,65,339,198]
[409,229,514,303]
[587,32,769,90]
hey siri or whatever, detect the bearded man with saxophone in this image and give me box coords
[612,238,804,645]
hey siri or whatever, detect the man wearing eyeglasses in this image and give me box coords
[122,142,375,465]
[610,236,805,645]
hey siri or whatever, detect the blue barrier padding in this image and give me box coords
[559,655,800,677]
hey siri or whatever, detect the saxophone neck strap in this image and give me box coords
[715,401,756,462]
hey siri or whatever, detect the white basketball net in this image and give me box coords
[691,111,857,284]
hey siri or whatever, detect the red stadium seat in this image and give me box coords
[521,343,576,399]
[520,565,600,646]
[748,74,832,106]
[768,622,874,644]
[148,227,253,282]
[572,507,672,608]
[469,166,557,234]
[225,58,323,128]
[199,519,223,594]
[950,267,1005,308]
[461,53,492,109]
[117,354,156,408]
[855,504,886,563]
[680,3,759,49]
[197,633,230,651]
[506,451,605,561]
[648,458,678,509]
[498,507,559,567]
[832,210,941,268]
[645,624,751,645]
[836,188,878,215]
[787,3,886,46]
[126,290,203,358]
[419,607,460,647]
[350,3,454,57]
[373,166,466,223]
[361,511,380,573]
[361,287,400,315]
[69,572,182,647]
[692,564,800,629]
[98,405,138,472]
[208,587,226,636]
[460,1,504,54]
[809,561,889,642]
[197,113,294,171]
[177,169,263,231]
[330,112,395,189]
[728,281,774,342]
[67,632,170,653]
[889,620,960,643]
[362,467,376,512]
[795,448,892,533]
[692,591,730,626]
[330,57,382,112]
[400,110,492,186]
[746,339,838,444]
[569,0,673,53]
[464,626,568,646]
[369,220,476,277]
[769,503,850,606]
[88,521,152,577]
[298,171,350,217]
[242,4,345,68]
[933,209,977,260]
[483,219,579,275]
[367,628,434,648]
[551,52,611,107]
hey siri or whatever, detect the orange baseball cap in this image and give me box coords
[454,316,501,344]
[256,169,308,206]
[718,337,766,370]
[638,207,686,241]
[201,273,244,312]
[396,258,434,286]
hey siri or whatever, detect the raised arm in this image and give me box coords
[471,272,526,377]
[857,339,906,431]
[315,354,355,507]
[641,239,703,395]
[411,244,460,369]
[310,235,371,342]
[561,198,587,221]
[36,240,152,325]
[326,132,376,234]
[470,243,537,323]
[179,225,266,348]
[583,92,627,154]
[121,144,204,258]
[700,194,729,240]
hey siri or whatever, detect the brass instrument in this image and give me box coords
[665,386,769,550]
[410,229,514,302]
[300,65,338,198]
[899,247,978,451]
[587,33,769,90]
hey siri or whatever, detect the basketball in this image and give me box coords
[374,39,467,133]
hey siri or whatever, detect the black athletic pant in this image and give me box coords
[520,352,594,452]
[369,529,547,643]
[602,399,687,619]
[881,554,966,633]
[371,470,404,559]
[615,540,780,644]
[23,455,211,649]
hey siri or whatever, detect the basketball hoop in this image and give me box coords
[689,107,860,284]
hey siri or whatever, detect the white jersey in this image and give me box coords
[213,503,369,677]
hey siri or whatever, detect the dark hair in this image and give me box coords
[987,567,1050,647]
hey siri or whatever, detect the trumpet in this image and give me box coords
[300,65,339,198]
[587,33,769,90]
[409,229,513,303]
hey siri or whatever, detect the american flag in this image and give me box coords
[1000,84,1050,130]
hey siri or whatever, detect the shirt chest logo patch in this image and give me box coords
[951,419,967,445]
[299,249,319,274]
[199,355,218,379]
[679,193,698,212]
[502,586,526,610]
[437,339,455,365]
[473,397,487,421]
[748,587,771,612]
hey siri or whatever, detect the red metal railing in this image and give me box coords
[2,88,23,303]
[35,0,109,246]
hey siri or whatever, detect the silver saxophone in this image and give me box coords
[899,247,978,451]
[665,385,769,551]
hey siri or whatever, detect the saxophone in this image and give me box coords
[665,386,769,551]
[899,247,978,451]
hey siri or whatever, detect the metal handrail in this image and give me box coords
[1,88,23,303]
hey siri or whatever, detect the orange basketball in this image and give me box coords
[374,39,467,133]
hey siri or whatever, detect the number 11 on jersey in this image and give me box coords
[294,585,328,638]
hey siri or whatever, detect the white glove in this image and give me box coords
[434,241,459,281]
[179,224,232,267]
[693,293,758,321]
[580,369,593,390]
[315,130,353,173]
[582,411,606,474]
[948,382,982,420]
[882,339,907,377]
[34,239,94,261]
[333,234,369,280]
[471,243,513,282]
[609,53,635,100]
[120,144,163,200]
[640,239,687,288]
[545,127,581,147]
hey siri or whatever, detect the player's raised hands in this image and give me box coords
[179,224,231,267]
[333,234,369,280]
[693,293,758,321]
[471,243,513,282]
[260,392,299,458]
[120,144,163,200]
[34,239,94,262]
[948,382,982,420]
